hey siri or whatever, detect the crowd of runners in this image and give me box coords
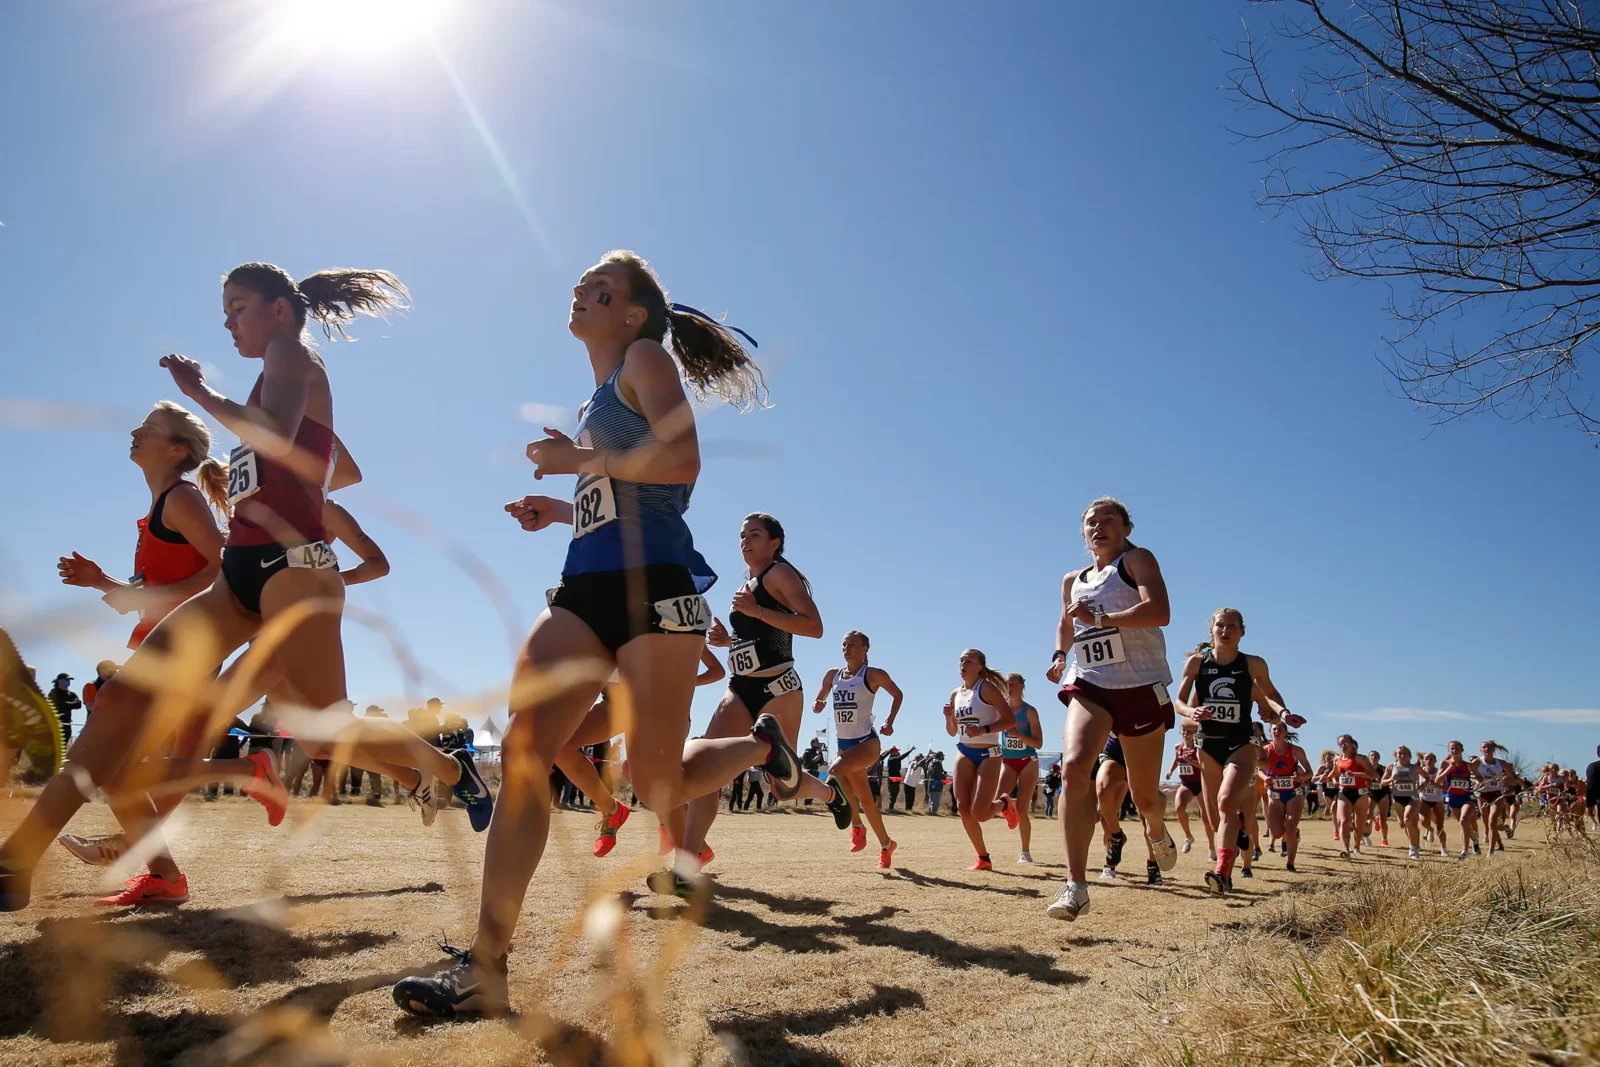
[0,251,1582,1023]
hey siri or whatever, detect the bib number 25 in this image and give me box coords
[227,446,261,506]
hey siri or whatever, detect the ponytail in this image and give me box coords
[224,263,410,342]
[195,457,231,522]
[600,250,769,412]
[151,400,230,521]
[962,649,1012,710]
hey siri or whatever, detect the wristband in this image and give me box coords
[1052,650,1067,662]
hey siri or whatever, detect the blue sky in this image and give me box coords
[1,1,1594,773]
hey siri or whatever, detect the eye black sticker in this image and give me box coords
[596,292,612,306]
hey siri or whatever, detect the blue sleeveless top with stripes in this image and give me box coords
[561,361,717,593]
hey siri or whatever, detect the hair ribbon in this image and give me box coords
[668,302,759,348]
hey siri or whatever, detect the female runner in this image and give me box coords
[1175,608,1299,895]
[1437,740,1480,858]
[0,264,489,911]
[1045,498,1177,922]
[1164,722,1212,858]
[996,673,1043,864]
[811,630,906,867]
[392,252,816,1017]
[1366,749,1390,847]
[680,513,851,869]
[1331,735,1375,858]
[943,649,1019,871]
[1260,721,1311,871]
[1313,750,1338,831]
[1473,740,1514,854]
[1379,745,1422,859]
[1415,751,1448,854]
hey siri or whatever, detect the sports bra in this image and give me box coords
[129,482,210,648]
[728,563,795,677]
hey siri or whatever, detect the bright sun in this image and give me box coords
[286,0,446,57]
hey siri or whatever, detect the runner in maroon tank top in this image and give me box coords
[0,263,491,911]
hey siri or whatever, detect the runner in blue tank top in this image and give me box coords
[394,251,797,1020]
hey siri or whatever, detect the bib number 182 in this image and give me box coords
[572,477,617,539]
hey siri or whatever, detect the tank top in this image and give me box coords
[1064,552,1171,689]
[1173,741,1199,780]
[954,680,1004,747]
[1195,649,1253,743]
[1417,768,1444,801]
[226,376,335,548]
[1334,756,1368,790]
[1369,762,1387,788]
[1264,745,1299,790]
[129,482,210,648]
[1390,763,1418,797]
[830,664,877,740]
[1476,759,1506,793]
[562,361,715,592]
[728,563,795,677]
[1441,759,1474,796]
[1001,702,1039,759]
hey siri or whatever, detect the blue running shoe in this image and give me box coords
[449,749,494,832]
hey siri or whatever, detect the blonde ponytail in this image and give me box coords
[196,457,232,521]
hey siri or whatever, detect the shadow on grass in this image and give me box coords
[886,869,1043,898]
[711,983,925,1067]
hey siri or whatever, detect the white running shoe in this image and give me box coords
[1440,847,1449,857]
[1148,830,1178,872]
[1408,846,1420,859]
[1046,881,1090,921]
[1099,865,1116,881]
[409,778,443,827]
[1017,851,1033,865]
[58,833,128,867]
[1208,848,1218,862]
[1181,837,1193,854]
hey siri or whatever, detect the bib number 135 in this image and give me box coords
[572,477,617,539]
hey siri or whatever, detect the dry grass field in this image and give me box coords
[0,793,1586,1067]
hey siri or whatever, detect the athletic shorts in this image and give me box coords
[957,742,999,768]
[1097,733,1126,771]
[1369,787,1391,803]
[837,732,877,753]
[727,668,802,718]
[1393,793,1415,808]
[1199,735,1253,766]
[221,541,338,616]
[549,564,709,654]
[1002,755,1036,774]
[1274,789,1302,805]
[1446,793,1476,811]
[1059,678,1173,738]
[1178,776,1201,794]
[1339,786,1368,804]
[1478,789,1504,806]
[1320,784,1338,798]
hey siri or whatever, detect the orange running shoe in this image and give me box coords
[969,855,993,872]
[879,841,897,869]
[243,750,288,827]
[849,825,867,852]
[658,824,672,855]
[1000,795,1019,831]
[593,802,632,858]
[697,845,714,867]
[95,872,188,907]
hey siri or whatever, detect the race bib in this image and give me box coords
[1004,734,1028,752]
[285,543,338,570]
[1393,780,1415,795]
[1449,777,1471,791]
[729,640,761,677]
[1073,627,1125,667]
[1270,776,1296,790]
[835,707,855,725]
[1176,763,1195,777]
[653,595,710,634]
[1206,702,1242,724]
[228,446,261,506]
[571,477,617,539]
[764,668,802,699]
[1338,773,1356,787]
[988,746,1004,759]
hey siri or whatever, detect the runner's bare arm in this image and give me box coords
[1174,654,1205,722]
[323,499,390,586]
[873,669,904,733]
[696,647,726,686]
[811,668,839,713]
[1103,546,1170,628]
[750,562,824,639]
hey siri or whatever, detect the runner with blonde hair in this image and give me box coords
[944,649,1019,871]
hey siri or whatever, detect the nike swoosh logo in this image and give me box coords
[260,555,287,568]
[1134,722,1153,730]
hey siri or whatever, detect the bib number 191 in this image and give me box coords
[1073,627,1125,667]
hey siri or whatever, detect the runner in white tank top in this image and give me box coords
[1045,498,1178,923]
[1473,740,1515,854]
[810,630,904,867]
[942,648,1019,871]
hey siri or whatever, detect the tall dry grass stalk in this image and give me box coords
[1128,839,1600,1065]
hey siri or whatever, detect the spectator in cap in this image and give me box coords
[47,673,81,749]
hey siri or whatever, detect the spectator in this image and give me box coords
[885,745,917,811]
[47,673,81,749]
[743,766,765,811]
[868,755,884,806]
[406,702,442,744]
[206,728,245,798]
[82,660,117,718]
[728,769,746,811]
[903,755,924,814]
[1044,762,1062,818]
[1586,745,1600,830]
[801,739,825,806]
[925,752,947,815]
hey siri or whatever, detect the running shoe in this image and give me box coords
[969,855,993,872]
[1458,847,1469,860]
[1204,870,1229,896]
[879,841,896,869]
[1105,830,1126,869]
[242,750,288,827]
[697,846,714,867]
[1425,830,1434,842]
[1440,847,1450,857]
[1099,865,1117,881]
[1362,835,1373,848]
[1207,847,1217,862]
[1146,860,1162,886]
[95,872,188,907]
[999,795,1019,831]
[1148,830,1178,873]
[1338,848,1350,859]
[825,779,852,830]
[408,778,443,828]
[392,943,509,1019]
[849,825,867,853]
[1472,840,1481,855]
[1240,867,1253,879]
[1181,837,1193,854]
[1381,837,1389,847]
[1284,862,1296,872]
[750,714,802,799]
[593,801,630,858]
[1506,827,1515,839]
[646,869,708,900]
[59,832,128,867]
[1017,851,1033,865]
[1251,845,1262,862]
[1408,846,1420,859]
[1045,881,1090,921]
[449,749,494,832]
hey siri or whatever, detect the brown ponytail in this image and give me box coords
[195,457,231,521]
[224,263,410,341]
[600,250,768,412]
[963,649,1013,711]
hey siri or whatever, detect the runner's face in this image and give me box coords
[1081,506,1128,557]
[841,633,867,668]
[958,651,981,685]
[1271,722,1287,744]
[739,520,777,567]
[130,413,182,470]
[1210,614,1242,648]
[569,265,636,342]
[1008,681,1024,705]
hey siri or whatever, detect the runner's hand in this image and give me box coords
[102,585,142,614]
[707,617,731,648]
[879,722,894,737]
[1284,713,1306,728]
[505,495,567,532]
[729,585,758,616]
[1046,660,1065,684]
[1192,704,1214,721]
[58,552,104,588]
[159,354,207,400]
[526,427,586,479]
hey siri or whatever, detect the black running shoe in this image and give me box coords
[1146,860,1162,886]
[1241,867,1253,879]
[751,714,802,799]
[392,943,509,1019]
[825,778,852,830]
[1285,862,1296,872]
[449,749,495,832]
[1472,840,1481,855]
[1252,846,1262,861]
[1236,826,1250,850]
[1105,830,1126,869]
[1204,870,1228,897]
[646,868,710,903]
